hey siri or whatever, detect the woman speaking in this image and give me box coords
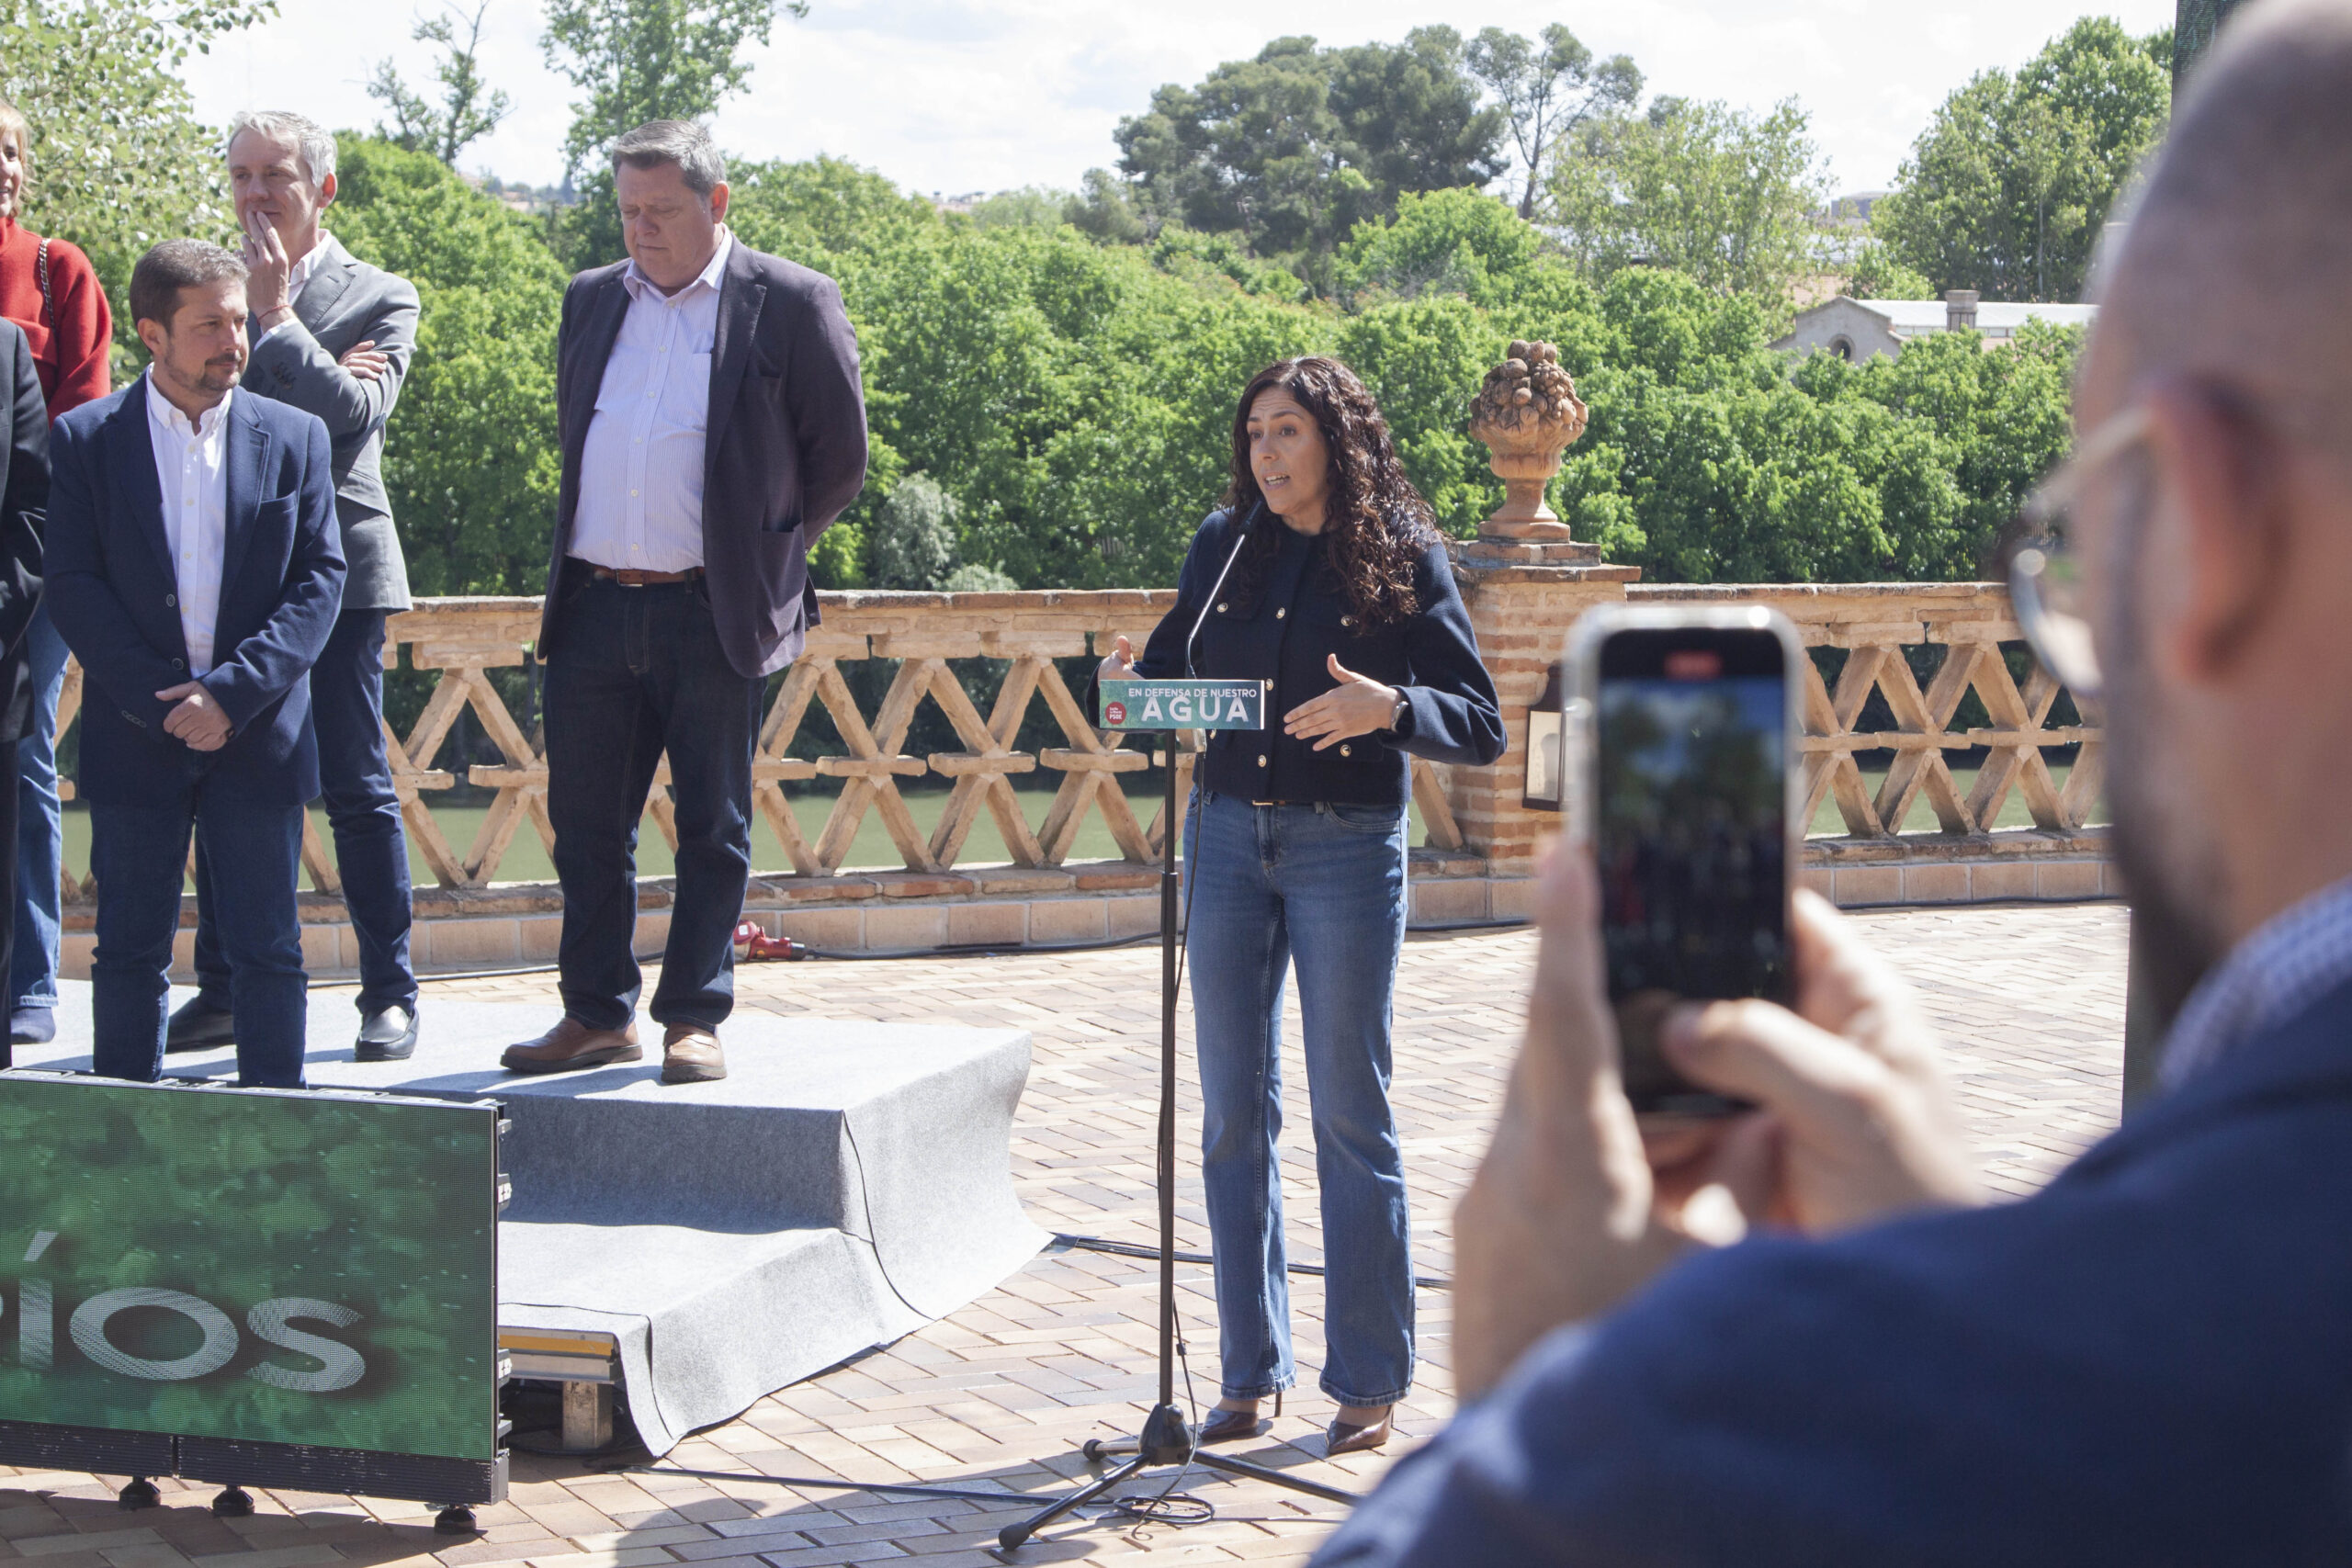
[1098,356,1504,1455]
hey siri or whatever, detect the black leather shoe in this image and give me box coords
[356,1004,419,1063]
[9,1006,54,1044]
[164,998,236,1053]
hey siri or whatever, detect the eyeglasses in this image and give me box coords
[2007,404,2150,705]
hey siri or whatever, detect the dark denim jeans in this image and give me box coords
[192,607,416,1016]
[88,761,306,1088]
[11,603,66,1012]
[543,568,761,1032]
[1182,789,1416,1407]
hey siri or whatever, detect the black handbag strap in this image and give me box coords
[35,236,51,329]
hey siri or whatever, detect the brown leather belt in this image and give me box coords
[573,558,703,586]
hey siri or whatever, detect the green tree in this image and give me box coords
[1548,96,1827,299]
[1873,17,2169,301]
[0,0,273,359]
[327,137,567,595]
[540,0,806,264]
[1464,24,1641,220]
[1325,27,1506,220]
[2172,0,2245,85]
[367,0,515,166]
[1332,186,1602,324]
[868,473,959,589]
[1114,28,1503,273]
[1063,169,1148,245]
[1846,241,1935,300]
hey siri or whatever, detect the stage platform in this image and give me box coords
[15,984,1046,1456]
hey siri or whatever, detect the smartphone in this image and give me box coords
[1565,605,1803,1117]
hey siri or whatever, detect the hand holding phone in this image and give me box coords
[1566,606,1802,1117]
[1453,836,1984,1395]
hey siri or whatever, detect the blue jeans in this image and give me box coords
[87,761,307,1088]
[193,608,416,1015]
[11,603,67,1012]
[1183,790,1415,1407]
[542,567,761,1032]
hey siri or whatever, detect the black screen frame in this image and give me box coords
[1591,621,1794,1117]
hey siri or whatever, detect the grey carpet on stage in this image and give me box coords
[21,983,1046,1455]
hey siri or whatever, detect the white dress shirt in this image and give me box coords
[143,371,232,676]
[570,230,733,572]
[254,230,334,350]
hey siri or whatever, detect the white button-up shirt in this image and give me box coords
[143,372,232,678]
[569,230,732,572]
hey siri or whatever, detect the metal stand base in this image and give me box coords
[210,1485,254,1518]
[434,1505,480,1535]
[117,1478,160,1511]
[997,736,1362,1551]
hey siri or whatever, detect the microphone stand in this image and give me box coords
[1000,509,1358,1551]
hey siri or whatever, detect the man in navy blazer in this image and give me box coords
[47,240,344,1089]
[0,319,49,1071]
[1316,3,2352,1562]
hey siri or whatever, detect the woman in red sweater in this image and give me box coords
[0,101,110,419]
[0,96,109,1047]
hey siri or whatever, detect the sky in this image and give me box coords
[182,0,2177,201]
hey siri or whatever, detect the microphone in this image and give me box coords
[1183,504,1261,679]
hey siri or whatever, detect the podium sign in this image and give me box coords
[1100,679,1265,732]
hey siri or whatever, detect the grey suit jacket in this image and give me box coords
[243,233,419,612]
[540,239,867,679]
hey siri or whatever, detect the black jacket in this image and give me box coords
[1114,506,1504,807]
[0,321,44,742]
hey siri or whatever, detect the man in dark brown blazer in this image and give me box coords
[501,119,866,1085]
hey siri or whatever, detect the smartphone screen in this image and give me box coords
[1593,626,1793,1116]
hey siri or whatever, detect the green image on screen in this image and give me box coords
[0,1077,498,1460]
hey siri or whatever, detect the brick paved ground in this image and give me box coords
[1,901,2129,1567]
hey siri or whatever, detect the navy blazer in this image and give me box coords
[1317,978,2352,1566]
[1112,506,1504,807]
[48,380,345,806]
[0,321,46,742]
[539,239,868,680]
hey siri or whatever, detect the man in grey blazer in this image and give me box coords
[499,119,866,1085]
[165,109,423,1061]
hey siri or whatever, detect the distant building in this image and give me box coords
[1819,189,1890,228]
[1775,290,2098,363]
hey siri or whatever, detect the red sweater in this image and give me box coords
[0,216,111,420]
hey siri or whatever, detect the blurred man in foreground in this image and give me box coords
[1317,1,2352,1560]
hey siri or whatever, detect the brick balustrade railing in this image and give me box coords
[49,570,2110,969]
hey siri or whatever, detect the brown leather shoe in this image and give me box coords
[662,1023,727,1084]
[501,1017,641,1075]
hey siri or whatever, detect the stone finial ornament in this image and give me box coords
[1470,340,1589,539]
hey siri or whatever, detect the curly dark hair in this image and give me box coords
[1219,356,1440,626]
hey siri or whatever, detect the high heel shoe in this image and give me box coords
[1197,1390,1281,1445]
[1326,1404,1393,1456]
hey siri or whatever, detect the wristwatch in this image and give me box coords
[1387,693,1408,732]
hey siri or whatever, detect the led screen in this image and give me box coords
[0,1077,498,1460]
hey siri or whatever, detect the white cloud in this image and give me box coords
[181,0,2175,200]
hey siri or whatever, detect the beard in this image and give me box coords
[2100,616,2228,1042]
